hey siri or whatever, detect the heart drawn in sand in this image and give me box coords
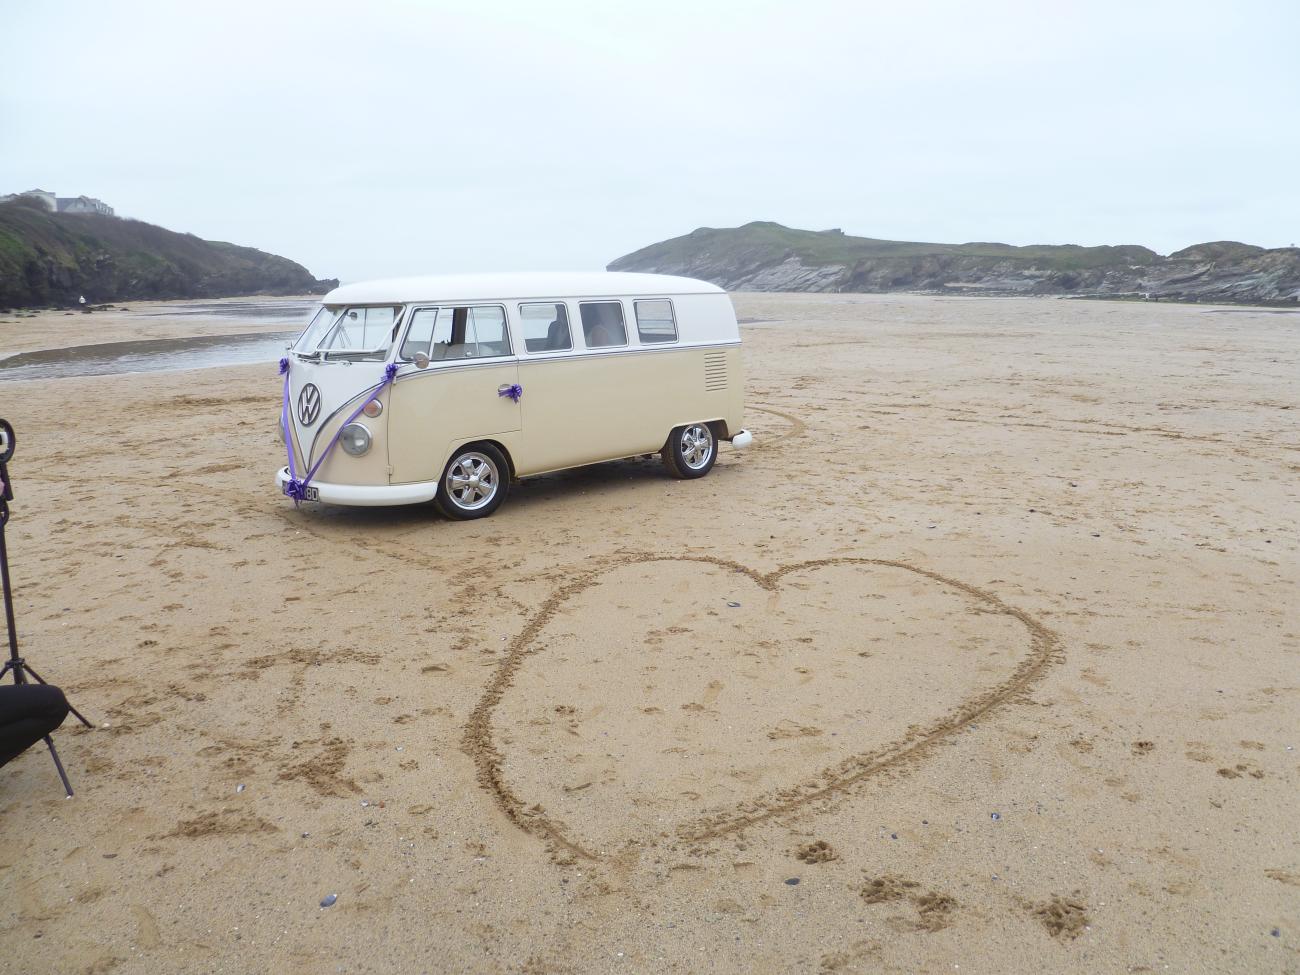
[464,555,1059,861]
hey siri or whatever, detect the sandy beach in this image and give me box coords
[0,293,1296,974]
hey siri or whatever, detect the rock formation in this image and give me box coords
[0,196,337,308]
[610,222,1300,305]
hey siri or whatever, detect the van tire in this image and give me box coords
[662,423,717,480]
[435,443,510,520]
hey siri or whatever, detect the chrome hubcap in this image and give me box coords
[680,425,713,469]
[446,452,498,509]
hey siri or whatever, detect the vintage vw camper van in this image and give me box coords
[276,272,751,519]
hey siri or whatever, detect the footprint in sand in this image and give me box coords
[859,875,958,932]
[767,720,824,740]
[794,839,837,863]
[1031,894,1089,940]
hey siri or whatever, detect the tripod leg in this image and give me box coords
[44,735,73,798]
[21,662,93,728]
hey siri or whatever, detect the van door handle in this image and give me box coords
[497,383,523,402]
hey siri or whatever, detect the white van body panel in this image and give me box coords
[323,272,724,307]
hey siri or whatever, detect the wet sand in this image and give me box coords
[0,296,314,358]
[0,294,1296,973]
[0,297,313,382]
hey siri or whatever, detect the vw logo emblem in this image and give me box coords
[297,383,322,426]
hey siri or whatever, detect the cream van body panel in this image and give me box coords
[513,344,742,476]
[309,390,391,487]
[286,361,391,487]
[388,362,521,484]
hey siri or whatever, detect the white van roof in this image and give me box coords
[322,272,725,306]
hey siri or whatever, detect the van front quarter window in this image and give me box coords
[401,308,437,360]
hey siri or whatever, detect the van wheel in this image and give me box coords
[435,444,510,520]
[662,423,716,479]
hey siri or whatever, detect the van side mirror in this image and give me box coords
[413,352,430,369]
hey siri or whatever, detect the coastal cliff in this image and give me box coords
[0,197,337,308]
[610,222,1300,305]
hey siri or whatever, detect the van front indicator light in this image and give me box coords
[340,423,372,456]
[362,399,383,419]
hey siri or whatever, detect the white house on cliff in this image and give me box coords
[0,188,115,216]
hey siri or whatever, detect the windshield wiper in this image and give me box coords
[319,349,388,363]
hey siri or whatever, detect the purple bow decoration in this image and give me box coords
[278,357,290,376]
[498,383,523,403]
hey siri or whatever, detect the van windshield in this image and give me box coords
[294,305,402,359]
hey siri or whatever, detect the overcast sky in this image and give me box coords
[4,0,1297,283]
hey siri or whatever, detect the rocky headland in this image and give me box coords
[0,196,337,308]
[610,222,1300,305]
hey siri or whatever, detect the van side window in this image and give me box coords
[415,305,512,360]
[401,308,436,359]
[520,302,572,353]
[634,299,678,343]
[579,301,627,348]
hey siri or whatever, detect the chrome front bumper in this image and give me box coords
[275,467,438,507]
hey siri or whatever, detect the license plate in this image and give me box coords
[285,483,320,501]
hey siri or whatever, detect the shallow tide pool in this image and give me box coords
[0,330,301,381]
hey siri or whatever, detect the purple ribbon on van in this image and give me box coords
[498,383,523,403]
[280,361,398,505]
[279,358,301,498]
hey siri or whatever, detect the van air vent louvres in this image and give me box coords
[704,351,727,391]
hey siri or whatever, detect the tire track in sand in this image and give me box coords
[746,403,806,445]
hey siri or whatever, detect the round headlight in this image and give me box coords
[362,399,383,419]
[340,423,372,456]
